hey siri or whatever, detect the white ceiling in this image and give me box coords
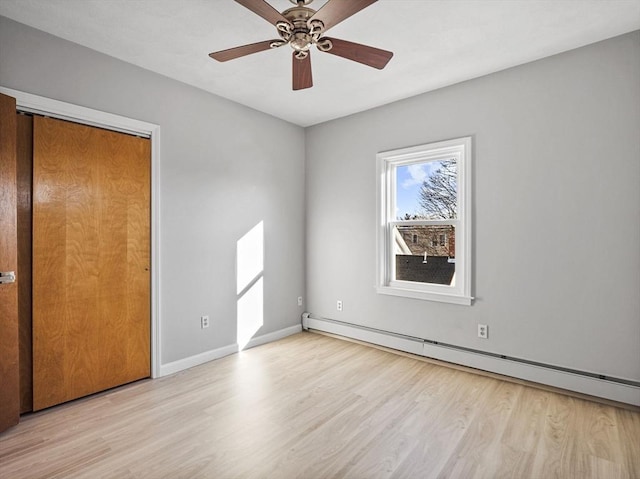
[1,0,639,127]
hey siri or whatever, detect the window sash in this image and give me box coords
[389,154,460,222]
[376,137,472,305]
[389,219,456,227]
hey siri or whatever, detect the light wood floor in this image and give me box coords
[1,332,638,479]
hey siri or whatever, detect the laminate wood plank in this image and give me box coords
[582,401,625,466]
[391,374,501,478]
[434,380,523,478]
[16,113,33,414]
[325,362,461,478]
[530,393,583,477]
[494,386,551,476]
[0,332,638,478]
[615,407,640,478]
[0,92,20,433]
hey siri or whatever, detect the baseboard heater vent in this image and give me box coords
[421,338,639,387]
[302,313,640,406]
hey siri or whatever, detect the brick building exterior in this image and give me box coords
[394,225,456,285]
[397,225,455,258]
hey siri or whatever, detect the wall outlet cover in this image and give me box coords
[478,324,488,339]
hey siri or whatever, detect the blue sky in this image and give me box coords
[395,161,440,218]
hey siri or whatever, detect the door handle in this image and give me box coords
[0,271,16,284]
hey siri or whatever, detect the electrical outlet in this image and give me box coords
[201,315,210,329]
[337,300,343,312]
[478,324,488,339]
[298,296,303,306]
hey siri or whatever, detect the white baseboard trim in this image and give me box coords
[158,324,303,377]
[244,324,303,350]
[303,314,640,406]
[159,344,238,377]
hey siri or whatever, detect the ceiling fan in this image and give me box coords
[209,0,393,90]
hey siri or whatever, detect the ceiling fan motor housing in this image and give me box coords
[278,5,327,57]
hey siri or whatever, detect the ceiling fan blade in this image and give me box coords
[309,0,377,32]
[321,37,393,69]
[292,53,313,91]
[235,0,291,27]
[209,40,282,62]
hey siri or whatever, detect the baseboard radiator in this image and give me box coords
[302,313,640,406]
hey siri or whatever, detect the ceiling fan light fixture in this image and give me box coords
[290,32,312,52]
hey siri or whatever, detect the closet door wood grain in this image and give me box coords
[17,113,33,413]
[0,93,20,431]
[32,116,150,411]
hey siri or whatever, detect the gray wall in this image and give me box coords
[2,14,638,385]
[0,16,306,365]
[305,31,640,382]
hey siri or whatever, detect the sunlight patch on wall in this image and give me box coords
[236,221,264,350]
[237,277,264,351]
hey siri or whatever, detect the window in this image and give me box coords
[376,137,472,305]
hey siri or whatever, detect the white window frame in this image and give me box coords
[376,137,473,305]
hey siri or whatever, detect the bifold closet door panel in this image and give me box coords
[0,93,20,432]
[32,116,151,411]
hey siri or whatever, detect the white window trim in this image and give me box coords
[376,137,473,306]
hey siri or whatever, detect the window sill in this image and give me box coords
[376,285,473,306]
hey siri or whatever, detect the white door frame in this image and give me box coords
[1,86,162,378]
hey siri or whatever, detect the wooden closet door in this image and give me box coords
[32,116,151,411]
[0,93,20,431]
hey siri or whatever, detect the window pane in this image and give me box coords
[395,159,457,220]
[394,225,455,285]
